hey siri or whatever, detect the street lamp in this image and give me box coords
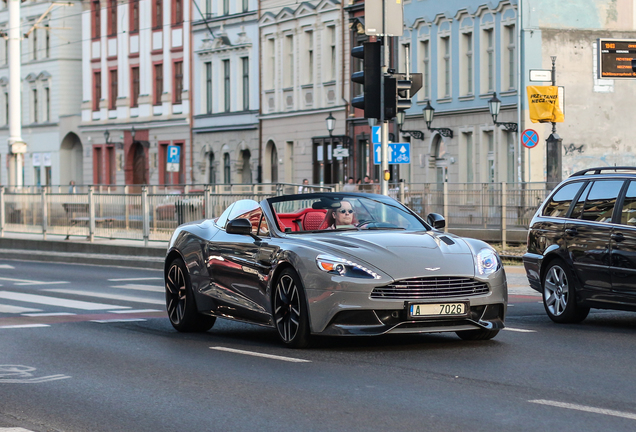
[487,92,518,132]
[396,111,424,140]
[325,112,335,137]
[104,130,124,149]
[423,101,453,138]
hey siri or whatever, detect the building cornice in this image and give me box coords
[259,106,345,121]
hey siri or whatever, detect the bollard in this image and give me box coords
[502,182,507,251]
[41,188,48,240]
[88,186,95,243]
[0,186,4,237]
[142,186,149,246]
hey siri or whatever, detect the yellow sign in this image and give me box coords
[527,86,564,123]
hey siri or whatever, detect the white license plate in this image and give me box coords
[409,302,467,318]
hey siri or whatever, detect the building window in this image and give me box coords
[464,132,473,183]
[441,36,450,98]
[173,0,183,24]
[45,87,50,122]
[45,24,50,57]
[223,152,230,183]
[92,0,101,39]
[93,71,101,111]
[32,28,37,60]
[507,131,515,183]
[284,34,293,88]
[32,89,38,123]
[130,0,139,33]
[421,40,430,100]
[462,32,473,95]
[154,64,163,105]
[505,25,516,90]
[108,0,117,37]
[486,131,495,183]
[153,0,163,29]
[483,28,494,93]
[242,57,249,110]
[328,26,336,81]
[267,38,275,90]
[223,0,229,15]
[174,61,183,103]
[205,61,212,114]
[242,0,248,13]
[223,59,230,112]
[304,31,313,85]
[205,0,212,18]
[4,92,8,125]
[131,67,140,107]
[109,69,117,109]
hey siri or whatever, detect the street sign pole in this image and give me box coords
[380,0,389,196]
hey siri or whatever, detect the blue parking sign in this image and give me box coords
[167,145,180,172]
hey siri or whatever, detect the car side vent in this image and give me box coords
[440,236,455,245]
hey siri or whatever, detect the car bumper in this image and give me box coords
[522,252,543,293]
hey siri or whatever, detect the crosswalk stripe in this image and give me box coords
[44,288,165,305]
[0,304,42,314]
[0,291,129,310]
[0,427,37,431]
[108,277,163,281]
[21,312,76,317]
[0,324,50,329]
[108,309,162,314]
[110,284,164,293]
[90,318,147,323]
[0,277,69,285]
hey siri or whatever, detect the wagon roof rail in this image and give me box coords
[569,167,636,177]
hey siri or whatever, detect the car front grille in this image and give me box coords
[371,277,489,300]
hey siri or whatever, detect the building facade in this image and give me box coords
[79,0,192,187]
[191,0,259,185]
[0,1,83,187]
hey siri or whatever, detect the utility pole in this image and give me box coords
[379,0,389,196]
[8,0,24,187]
[545,56,562,190]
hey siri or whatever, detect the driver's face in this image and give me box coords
[335,201,354,225]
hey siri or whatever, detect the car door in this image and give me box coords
[610,180,636,303]
[565,180,625,300]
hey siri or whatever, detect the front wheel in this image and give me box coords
[166,257,216,332]
[542,260,589,323]
[456,328,500,341]
[273,268,310,348]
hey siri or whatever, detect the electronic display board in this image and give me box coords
[598,38,636,79]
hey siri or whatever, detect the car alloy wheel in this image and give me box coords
[273,269,310,348]
[541,260,589,323]
[165,257,215,332]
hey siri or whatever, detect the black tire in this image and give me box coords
[541,259,590,323]
[165,257,216,332]
[273,268,311,348]
[456,328,500,341]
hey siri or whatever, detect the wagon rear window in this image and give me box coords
[542,182,585,217]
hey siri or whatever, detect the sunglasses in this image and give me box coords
[338,209,354,214]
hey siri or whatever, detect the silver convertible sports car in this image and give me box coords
[164,192,507,347]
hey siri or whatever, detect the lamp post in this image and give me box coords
[423,101,453,138]
[396,111,425,140]
[487,92,518,132]
[104,130,124,150]
[325,112,335,137]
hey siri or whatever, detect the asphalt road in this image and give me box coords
[0,261,635,432]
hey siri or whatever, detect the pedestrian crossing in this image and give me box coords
[0,270,167,329]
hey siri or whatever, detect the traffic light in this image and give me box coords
[351,41,382,119]
[384,73,423,120]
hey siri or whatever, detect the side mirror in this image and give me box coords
[426,213,446,229]
[226,218,253,235]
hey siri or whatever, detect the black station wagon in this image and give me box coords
[523,167,636,323]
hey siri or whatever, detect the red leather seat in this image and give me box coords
[303,210,327,230]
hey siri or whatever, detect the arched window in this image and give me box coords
[208,151,215,184]
[241,149,252,183]
[223,152,231,184]
[270,144,278,183]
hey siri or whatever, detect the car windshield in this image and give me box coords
[267,193,428,233]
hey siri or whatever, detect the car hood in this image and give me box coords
[296,230,476,280]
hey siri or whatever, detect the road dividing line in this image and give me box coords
[0,324,50,329]
[0,304,42,314]
[0,264,15,269]
[0,291,129,310]
[108,277,163,281]
[0,277,68,285]
[108,309,162,314]
[0,428,37,431]
[503,327,536,333]
[210,346,311,363]
[529,399,636,420]
[110,284,164,293]
[90,318,147,323]
[44,288,164,305]
[21,312,76,317]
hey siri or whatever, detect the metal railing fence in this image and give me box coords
[0,182,549,245]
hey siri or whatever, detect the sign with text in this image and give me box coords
[365,0,403,36]
[166,145,180,172]
[527,86,564,123]
[598,38,636,79]
[373,143,410,165]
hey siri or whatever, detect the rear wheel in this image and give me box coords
[456,328,500,341]
[166,257,216,332]
[542,259,589,323]
[273,268,310,348]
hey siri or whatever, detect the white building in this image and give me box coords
[79,0,191,186]
[0,1,83,187]
[191,0,259,184]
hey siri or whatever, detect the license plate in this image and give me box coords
[409,302,468,318]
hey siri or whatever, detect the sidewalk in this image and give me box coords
[0,231,167,269]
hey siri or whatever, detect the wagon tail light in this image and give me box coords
[316,254,381,279]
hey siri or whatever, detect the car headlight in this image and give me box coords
[476,248,501,275]
[316,254,381,279]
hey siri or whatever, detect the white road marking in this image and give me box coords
[90,318,147,323]
[110,284,164,292]
[21,312,76,317]
[210,346,311,363]
[44,288,164,305]
[0,291,129,310]
[0,428,37,431]
[108,277,163,281]
[0,264,15,269]
[503,327,536,333]
[108,309,162,314]
[0,324,50,329]
[0,304,42,314]
[0,374,70,383]
[0,277,69,286]
[529,399,636,420]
